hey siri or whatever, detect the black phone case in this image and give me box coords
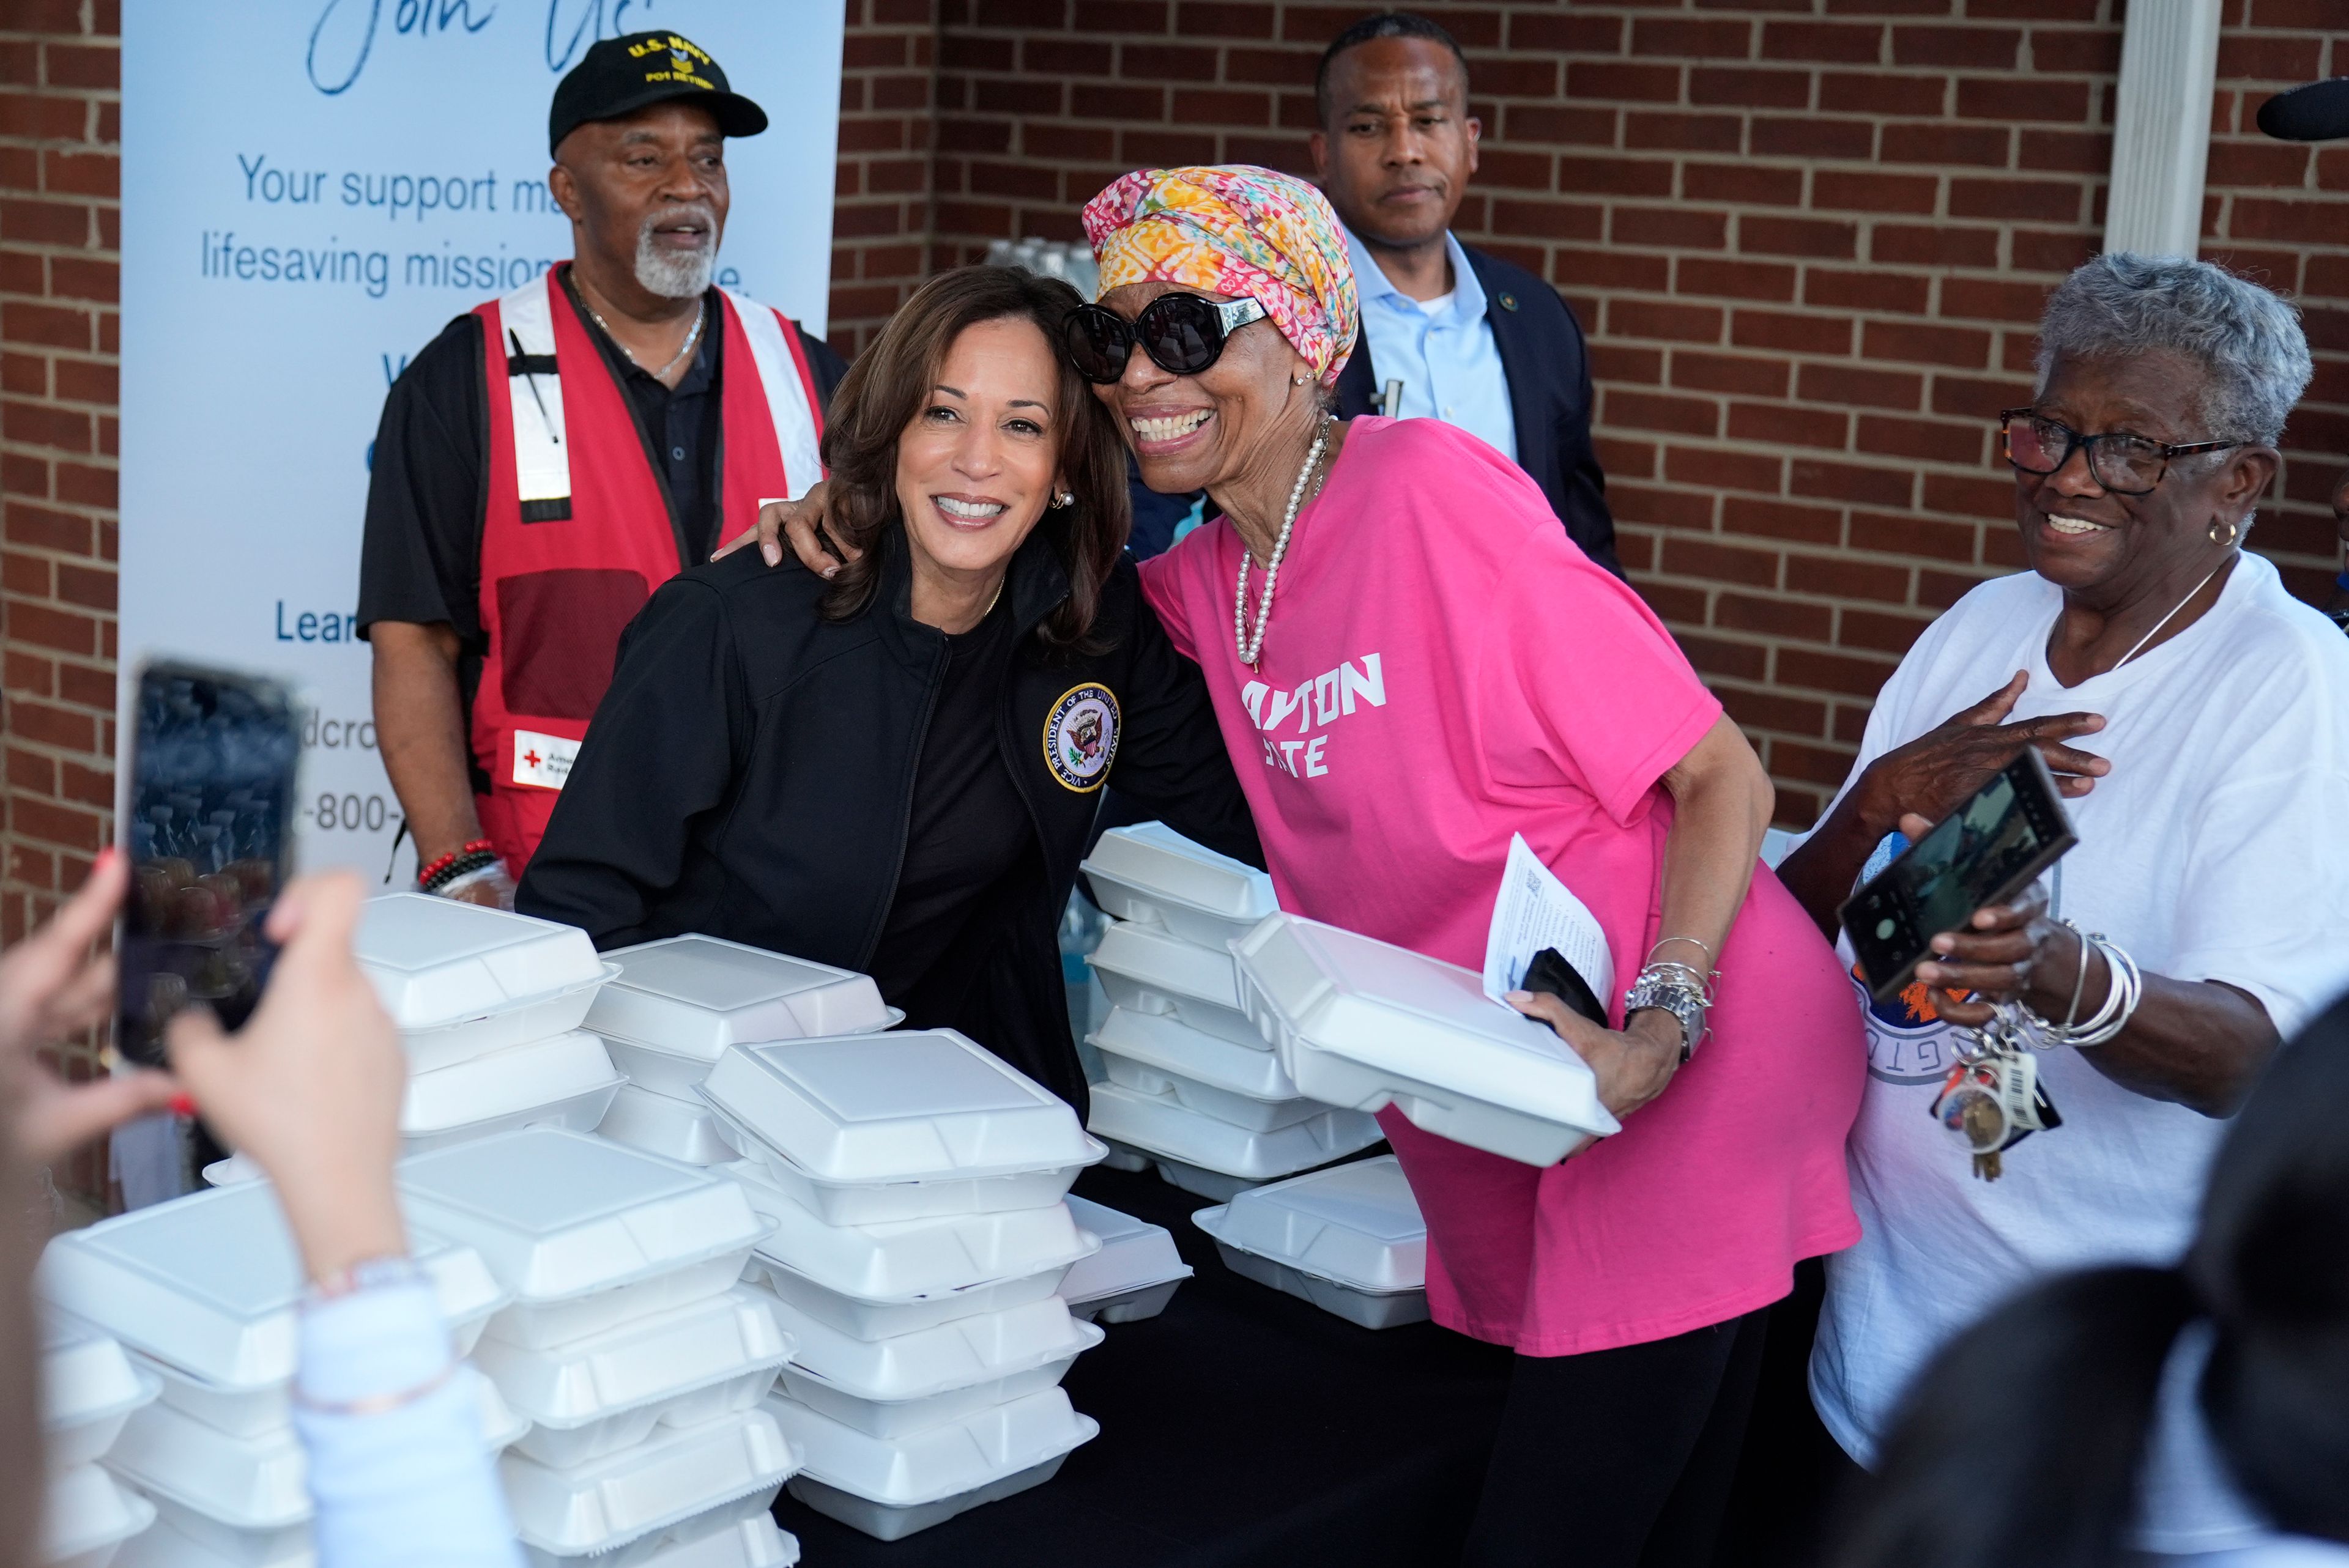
[1523,946,1610,1027]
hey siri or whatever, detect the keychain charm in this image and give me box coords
[1930,1004,2062,1181]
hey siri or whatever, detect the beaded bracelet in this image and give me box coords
[415,838,494,889]
[419,845,500,895]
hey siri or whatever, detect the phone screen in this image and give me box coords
[1840,750,2077,1005]
[117,663,301,1067]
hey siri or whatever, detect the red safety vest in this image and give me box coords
[471,263,823,873]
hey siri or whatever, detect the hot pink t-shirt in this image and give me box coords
[1141,418,1861,1355]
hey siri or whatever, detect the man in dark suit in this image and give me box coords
[1312,12,1621,577]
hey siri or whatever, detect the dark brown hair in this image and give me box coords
[818,266,1131,651]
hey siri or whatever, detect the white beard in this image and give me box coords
[634,207,718,298]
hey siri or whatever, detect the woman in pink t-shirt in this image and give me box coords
[1078,168,1863,1566]
[745,166,1863,1567]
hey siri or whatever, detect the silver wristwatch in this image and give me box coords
[1624,970,1709,1063]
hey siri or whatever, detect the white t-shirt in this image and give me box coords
[1808,555,2349,1523]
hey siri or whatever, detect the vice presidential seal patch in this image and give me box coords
[1043,683,1119,792]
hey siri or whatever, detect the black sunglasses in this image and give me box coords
[1063,294,1269,385]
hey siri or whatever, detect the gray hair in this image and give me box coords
[2033,253,2312,446]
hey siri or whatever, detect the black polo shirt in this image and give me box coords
[356,270,846,786]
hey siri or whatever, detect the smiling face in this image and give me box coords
[1310,36,1479,253]
[1091,281,1316,499]
[2014,348,2275,608]
[552,102,730,299]
[895,315,1067,596]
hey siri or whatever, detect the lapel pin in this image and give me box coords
[1498,291,1518,311]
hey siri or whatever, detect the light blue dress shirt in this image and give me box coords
[1343,222,1517,462]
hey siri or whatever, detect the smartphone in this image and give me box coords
[1839,749,2078,1007]
[116,662,302,1067]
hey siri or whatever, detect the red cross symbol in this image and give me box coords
[522,749,541,767]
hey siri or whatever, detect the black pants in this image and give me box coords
[1711,1258,1872,1568]
[1460,1306,1771,1568]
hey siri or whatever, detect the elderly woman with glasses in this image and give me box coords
[747,166,1864,1568]
[1773,254,2349,1548]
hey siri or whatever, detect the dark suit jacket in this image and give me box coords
[1334,240,1621,578]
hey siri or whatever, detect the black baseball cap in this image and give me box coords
[548,31,768,157]
[2257,77,2349,142]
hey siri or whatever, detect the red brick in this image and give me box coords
[1689,67,1811,109]
[2009,227,2098,276]
[1740,214,1858,259]
[1720,685,1830,739]
[1770,739,1866,789]
[1863,319,1994,368]
[1732,308,1855,355]
[1804,267,1930,314]
[1611,205,1728,250]
[1793,459,1917,507]
[1940,276,2051,324]
[1681,634,1771,682]
[1556,155,1674,198]
[1565,61,1682,103]
[1612,298,1729,342]
[1716,592,1835,642]
[1873,223,2002,268]
[1818,70,1948,117]
[1592,344,1666,385]
[1683,162,1805,206]
[1954,76,2089,122]
[1509,13,1624,53]
[2215,34,2321,83]
[1609,483,1716,531]
[2017,128,2109,174]
[1552,247,1671,292]
[1631,18,1756,59]
[1786,553,1916,608]
[1750,116,1876,160]
[1504,105,1616,146]
[1176,1,1272,37]
[1889,25,2020,68]
[1661,537,1783,588]
[1800,362,1925,410]
[1677,257,1799,302]
[1760,21,1885,64]
[1723,495,1841,543]
[1849,510,1982,561]
[1931,375,2033,420]
[1491,198,1604,241]
[1670,350,1788,397]
[0,90,83,139]
[1949,176,2080,223]
[1671,447,1786,495]
[2029,29,2121,75]
[1811,169,1939,215]
[41,150,117,199]
[1880,122,2013,168]
[1605,390,1721,438]
[1858,413,1987,464]
[7,699,91,751]
[1731,401,1852,450]
[9,794,101,852]
[1922,472,2021,520]
[1625,112,1743,154]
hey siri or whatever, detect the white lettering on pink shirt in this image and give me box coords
[1242,654,1385,777]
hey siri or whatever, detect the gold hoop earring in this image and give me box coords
[2209,517,2240,547]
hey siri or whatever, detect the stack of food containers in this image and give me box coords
[1231,914,1619,1167]
[39,1318,160,1566]
[396,1128,801,1566]
[1192,1155,1431,1328]
[1078,824,1381,1200]
[1056,1196,1191,1325]
[584,934,894,1167]
[36,1181,514,1566]
[355,894,625,1153]
[696,1030,1107,1539]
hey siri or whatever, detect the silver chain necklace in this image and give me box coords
[1233,414,1333,667]
[581,291,705,382]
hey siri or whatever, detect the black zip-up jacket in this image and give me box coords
[516,526,1261,1112]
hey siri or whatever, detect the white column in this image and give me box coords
[2103,0,2225,259]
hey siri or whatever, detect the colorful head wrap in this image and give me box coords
[1080,165,1359,388]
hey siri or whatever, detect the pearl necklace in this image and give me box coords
[1234,415,1332,667]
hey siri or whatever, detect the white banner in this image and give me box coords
[119,0,845,882]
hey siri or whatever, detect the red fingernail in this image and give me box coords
[169,1093,196,1118]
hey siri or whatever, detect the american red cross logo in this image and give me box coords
[522,749,541,768]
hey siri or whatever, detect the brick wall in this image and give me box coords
[833,0,943,357]
[924,0,2349,826]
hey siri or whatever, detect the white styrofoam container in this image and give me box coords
[1085,1081,1379,1181]
[40,1319,160,1471]
[1097,1053,1327,1133]
[43,1461,155,1567]
[111,1509,306,1568]
[1233,914,1619,1165]
[521,1488,799,1568]
[1088,1005,1299,1102]
[700,1030,1098,1188]
[1151,1159,1261,1203]
[355,893,615,1073]
[774,1353,1088,1441]
[125,1351,525,1452]
[757,1287,1096,1405]
[402,1029,622,1144]
[598,1082,743,1166]
[500,1405,798,1559]
[720,1134,1097,1228]
[725,1161,1098,1303]
[742,1257,1067,1344]
[397,1128,768,1348]
[587,936,891,1062]
[1086,923,1267,1048]
[105,1398,308,1529]
[1079,823,1275,947]
[769,1386,1097,1541]
[1057,1197,1191,1325]
[472,1286,792,1468]
[1193,1155,1430,1330]
[37,1185,506,1393]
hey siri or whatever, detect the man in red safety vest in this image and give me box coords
[359,31,841,903]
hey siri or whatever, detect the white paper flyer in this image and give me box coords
[1482,834,1614,1009]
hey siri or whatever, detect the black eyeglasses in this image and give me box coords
[1063,294,1269,385]
[1998,409,2241,497]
